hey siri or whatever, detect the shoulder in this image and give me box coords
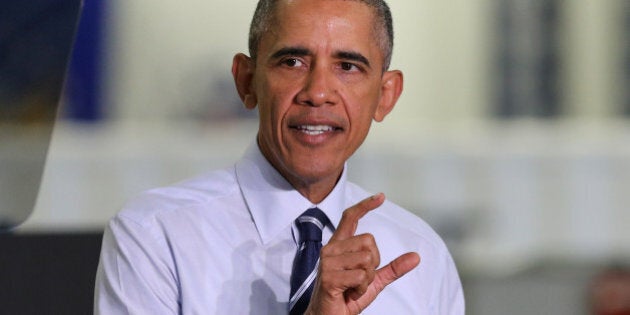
[345,181,455,273]
[346,182,465,313]
[95,170,241,314]
[345,181,446,251]
[114,166,239,228]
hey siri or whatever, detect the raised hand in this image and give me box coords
[305,193,421,315]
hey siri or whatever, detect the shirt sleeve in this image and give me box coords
[432,250,466,315]
[94,215,180,315]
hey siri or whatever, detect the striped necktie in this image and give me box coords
[289,208,329,315]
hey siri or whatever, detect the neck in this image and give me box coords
[256,136,343,204]
[288,172,342,204]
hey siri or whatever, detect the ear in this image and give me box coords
[373,70,403,122]
[232,53,258,109]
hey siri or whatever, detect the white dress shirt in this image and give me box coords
[94,142,465,314]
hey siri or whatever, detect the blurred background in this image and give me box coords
[2,0,630,314]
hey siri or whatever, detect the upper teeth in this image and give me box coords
[298,125,333,134]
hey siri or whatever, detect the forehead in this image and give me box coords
[261,0,381,61]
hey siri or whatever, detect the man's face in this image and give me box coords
[235,0,402,200]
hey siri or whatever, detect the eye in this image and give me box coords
[340,62,359,72]
[282,58,304,68]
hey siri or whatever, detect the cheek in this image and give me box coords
[346,90,381,123]
[265,78,305,118]
[260,74,298,107]
[257,90,292,137]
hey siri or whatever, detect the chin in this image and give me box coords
[290,162,341,185]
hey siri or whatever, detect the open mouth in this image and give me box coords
[293,125,340,135]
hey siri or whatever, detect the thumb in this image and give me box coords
[373,252,420,291]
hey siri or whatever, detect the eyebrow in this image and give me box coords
[269,46,372,69]
[335,51,371,69]
[271,46,372,68]
[270,46,311,60]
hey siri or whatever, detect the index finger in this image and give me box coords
[330,193,385,242]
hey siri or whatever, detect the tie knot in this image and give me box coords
[296,208,329,242]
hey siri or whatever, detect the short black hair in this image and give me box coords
[248,0,394,72]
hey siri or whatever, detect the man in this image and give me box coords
[95,0,465,314]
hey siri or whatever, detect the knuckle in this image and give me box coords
[364,233,376,244]
[355,270,368,283]
[357,233,376,246]
[341,208,356,221]
[364,252,379,269]
[320,245,333,256]
[368,233,376,242]
[374,253,381,268]
[359,251,373,266]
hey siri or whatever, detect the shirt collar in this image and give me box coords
[235,141,346,245]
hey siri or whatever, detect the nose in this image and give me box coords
[295,65,339,107]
